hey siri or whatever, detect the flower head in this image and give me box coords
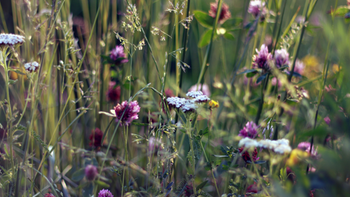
[89,128,104,149]
[188,84,211,97]
[107,81,121,102]
[248,0,268,19]
[85,165,98,181]
[297,142,317,156]
[252,44,273,71]
[24,61,40,73]
[208,0,232,24]
[113,101,140,126]
[286,149,310,166]
[98,189,114,197]
[209,100,219,109]
[239,147,259,162]
[239,121,258,139]
[44,194,55,197]
[0,33,25,48]
[110,45,128,64]
[324,116,331,125]
[186,91,204,98]
[274,48,290,68]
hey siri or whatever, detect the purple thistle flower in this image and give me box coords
[239,121,259,139]
[84,165,98,181]
[110,45,128,64]
[252,44,273,71]
[274,48,290,68]
[98,189,114,197]
[114,101,140,126]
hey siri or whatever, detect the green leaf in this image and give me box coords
[82,182,93,197]
[198,29,217,48]
[95,180,110,188]
[213,155,229,158]
[8,79,17,85]
[238,69,257,75]
[199,127,209,136]
[71,168,85,182]
[221,18,243,29]
[223,32,235,40]
[197,180,208,190]
[256,73,267,84]
[297,127,328,140]
[193,10,215,28]
[334,6,350,16]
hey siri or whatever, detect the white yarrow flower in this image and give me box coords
[0,33,25,47]
[238,138,259,149]
[194,95,210,103]
[24,61,40,72]
[186,91,203,98]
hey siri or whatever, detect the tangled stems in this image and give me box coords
[1,49,15,179]
[186,119,197,195]
[122,126,130,196]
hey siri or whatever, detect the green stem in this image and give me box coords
[196,0,223,88]
[2,50,15,180]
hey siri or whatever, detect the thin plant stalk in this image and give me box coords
[196,0,223,88]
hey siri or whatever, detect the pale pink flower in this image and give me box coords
[188,84,211,97]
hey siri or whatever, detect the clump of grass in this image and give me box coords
[0,0,350,196]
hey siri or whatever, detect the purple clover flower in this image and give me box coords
[248,0,268,20]
[84,165,98,181]
[252,44,272,71]
[98,189,114,197]
[239,121,259,139]
[274,48,290,68]
[110,45,128,64]
[114,101,140,126]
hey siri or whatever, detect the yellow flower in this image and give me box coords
[209,100,219,109]
[286,149,309,167]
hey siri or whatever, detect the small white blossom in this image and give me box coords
[238,138,292,154]
[194,95,210,103]
[238,138,259,149]
[180,100,197,113]
[167,97,187,108]
[24,61,39,72]
[0,33,25,47]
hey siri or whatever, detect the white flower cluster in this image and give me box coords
[24,61,40,73]
[186,91,203,98]
[0,33,25,47]
[239,137,292,154]
[167,91,210,113]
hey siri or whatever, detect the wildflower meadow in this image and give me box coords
[1,0,350,196]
